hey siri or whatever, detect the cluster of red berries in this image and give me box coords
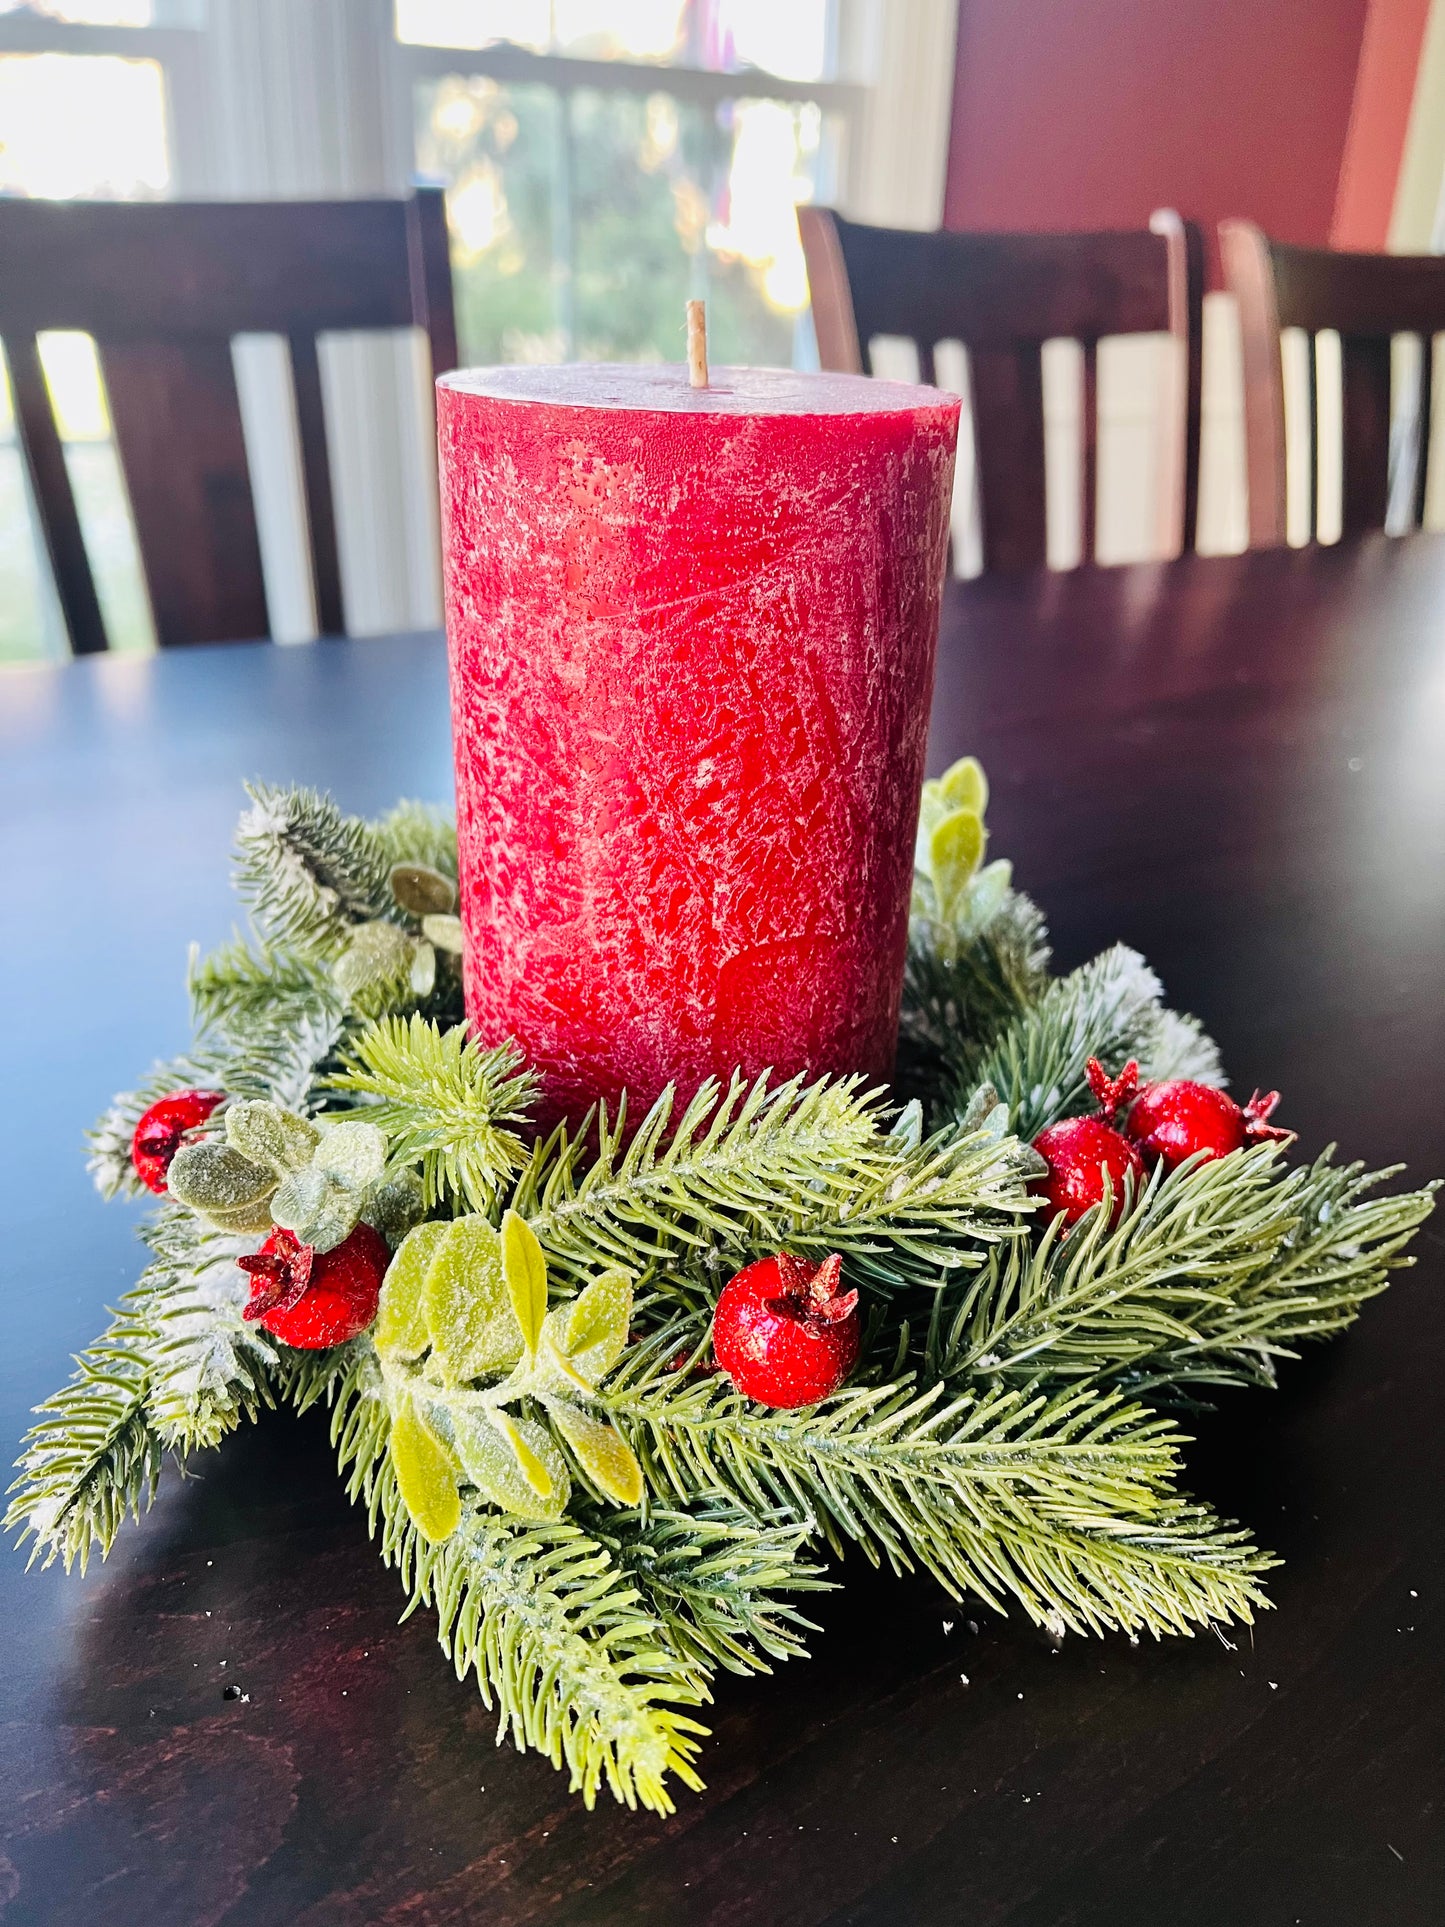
[1031,1059,1291,1228]
[129,1089,385,1349]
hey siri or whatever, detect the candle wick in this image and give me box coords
[686,300,709,389]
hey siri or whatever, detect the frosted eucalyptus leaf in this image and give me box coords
[270,1166,358,1253]
[365,1169,428,1248]
[312,1119,387,1190]
[390,1394,461,1543]
[424,1215,524,1381]
[888,1100,924,1150]
[420,913,465,955]
[450,1407,569,1519]
[409,940,437,1000]
[965,858,1013,929]
[561,1267,632,1382]
[545,1400,644,1507]
[490,1409,568,1504]
[500,1209,548,1355]
[930,809,985,923]
[167,1140,276,1226]
[389,861,455,917]
[374,1218,447,1359]
[225,1099,318,1177]
[939,755,988,816]
[334,920,413,1002]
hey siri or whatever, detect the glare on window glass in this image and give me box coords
[396,0,832,76]
[395,0,549,50]
[0,1,154,19]
[0,54,169,198]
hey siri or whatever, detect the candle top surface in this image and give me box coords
[437,362,956,417]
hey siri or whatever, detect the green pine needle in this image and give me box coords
[5,1311,162,1574]
[234,782,392,956]
[603,1334,1273,1638]
[317,1346,711,1812]
[960,945,1222,1139]
[137,1208,279,1450]
[326,1015,537,1212]
[593,1500,832,1677]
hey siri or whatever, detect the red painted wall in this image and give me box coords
[1333,0,1434,246]
[944,0,1372,277]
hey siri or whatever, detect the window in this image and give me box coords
[1,1,955,661]
[398,2,853,367]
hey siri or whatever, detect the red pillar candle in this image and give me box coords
[438,363,960,1124]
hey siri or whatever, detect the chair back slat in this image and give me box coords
[288,330,345,638]
[5,333,107,654]
[1221,219,1445,546]
[800,207,1203,571]
[97,337,269,647]
[1340,334,1393,535]
[0,189,455,650]
[969,344,1048,571]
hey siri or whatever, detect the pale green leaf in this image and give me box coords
[501,1209,548,1355]
[269,1166,361,1253]
[166,1140,276,1227]
[563,1268,633,1381]
[374,1219,448,1359]
[450,1408,570,1518]
[546,1399,644,1506]
[421,912,465,955]
[225,1099,318,1176]
[409,941,437,1000]
[930,809,985,921]
[390,1395,461,1543]
[939,756,988,815]
[425,1216,524,1381]
[313,1119,387,1189]
[365,1169,428,1247]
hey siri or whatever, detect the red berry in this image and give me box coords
[238,1223,387,1349]
[131,1088,225,1193]
[1125,1079,1290,1171]
[713,1252,860,1408]
[1031,1117,1144,1227]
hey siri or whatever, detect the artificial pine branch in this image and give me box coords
[137,1208,279,1449]
[898,886,1052,1106]
[960,945,1222,1140]
[5,1307,162,1574]
[603,1331,1271,1637]
[926,1147,1437,1398]
[189,931,342,1039]
[509,1072,1031,1302]
[319,1344,711,1812]
[591,1500,831,1677]
[326,1015,538,1212]
[234,783,393,956]
[1127,1152,1438,1393]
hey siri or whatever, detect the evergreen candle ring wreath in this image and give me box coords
[8,762,1435,1815]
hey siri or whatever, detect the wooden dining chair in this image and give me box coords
[0,189,457,653]
[797,206,1205,572]
[1221,219,1445,548]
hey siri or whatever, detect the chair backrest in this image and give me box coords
[0,189,457,652]
[1220,219,1445,548]
[798,206,1204,572]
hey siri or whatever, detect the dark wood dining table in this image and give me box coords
[1,536,1442,1926]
